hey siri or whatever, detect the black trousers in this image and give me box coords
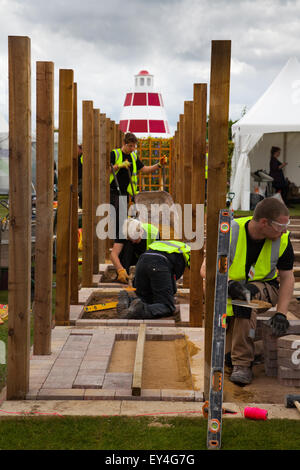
[134,253,177,318]
[110,191,129,239]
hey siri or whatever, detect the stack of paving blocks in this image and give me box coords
[261,321,300,383]
[277,335,300,387]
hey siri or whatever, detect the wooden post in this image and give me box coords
[55,69,74,325]
[204,40,231,398]
[189,84,207,327]
[34,61,54,355]
[93,108,100,275]
[70,82,78,304]
[183,101,193,288]
[82,100,94,287]
[7,36,31,399]
[105,117,112,258]
[179,114,185,212]
[98,113,107,264]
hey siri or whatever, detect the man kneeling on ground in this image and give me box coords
[110,218,160,284]
[117,240,191,319]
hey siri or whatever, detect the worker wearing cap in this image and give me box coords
[117,240,191,319]
[201,197,294,385]
[111,218,160,284]
[110,132,167,237]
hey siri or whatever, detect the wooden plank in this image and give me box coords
[7,36,31,399]
[98,113,107,264]
[93,109,100,274]
[132,323,146,396]
[55,69,74,325]
[204,40,231,399]
[70,82,79,304]
[82,101,94,287]
[190,84,207,327]
[34,61,54,354]
[183,102,193,288]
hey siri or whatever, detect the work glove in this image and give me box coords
[228,280,251,301]
[117,268,129,284]
[158,155,168,167]
[118,160,131,169]
[266,312,289,337]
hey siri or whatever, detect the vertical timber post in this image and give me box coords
[98,113,107,264]
[70,82,79,304]
[93,109,100,275]
[7,36,31,399]
[189,83,207,327]
[82,100,94,287]
[55,69,73,325]
[34,61,54,354]
[204,40,231,398]
[183,101,193,288]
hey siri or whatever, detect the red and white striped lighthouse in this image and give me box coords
[119,70,171,138]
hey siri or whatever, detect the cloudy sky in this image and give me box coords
[1,0,300,136]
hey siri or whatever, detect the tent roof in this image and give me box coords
[232,57,300,135]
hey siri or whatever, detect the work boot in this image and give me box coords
[229,365,253,385]
[116,291,131,317]
[126,298,153,319]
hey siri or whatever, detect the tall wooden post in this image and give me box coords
[34,61,54,355]
[55,69,74,325]
[93,108,100,275]
[189,84,207,327]
[7,36,31,399]
[183,101,193,288]
[98,113,107,264]
[82,100,94,286]
[204,40,231,398]
[70,82,78,304]
[105,117,112,258]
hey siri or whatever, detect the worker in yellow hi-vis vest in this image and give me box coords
[110,132,167,238]
[200,197,294,386]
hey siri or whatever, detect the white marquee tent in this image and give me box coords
[230,57,300,210]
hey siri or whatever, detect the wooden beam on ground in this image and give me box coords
[98,113,107,264]
[7,36,31,399]
[82,100,94,287]
[189,83,207,327]
[93,108,100,275]
[204,40,231,399]
[55,69,74,325]
[34,61,54,354]
[70,82,79,304]
[132,324,147,396]
[183,101,193,288]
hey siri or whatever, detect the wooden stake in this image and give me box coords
[204,40,231,398]
[70,82,78,304]
[55,69,74,325]
[189,84,207,327]
[93,108,100,274]
[7,36,31,399]
[81,100,94,286]
[132,324,146,396]
[183,101,193,288]
[34,61,54,355]
[98,113,107,264]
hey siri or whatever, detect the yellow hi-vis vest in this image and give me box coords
[141,223,159,249]
[227,216,289,316]
[148,240,191,267]
[110,148,139,196]
[205,153,208,180]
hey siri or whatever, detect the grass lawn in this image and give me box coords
[0,416,299,450]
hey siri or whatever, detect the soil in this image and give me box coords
[108,338,194,390]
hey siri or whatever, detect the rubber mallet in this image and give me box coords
[285,394,300,414]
